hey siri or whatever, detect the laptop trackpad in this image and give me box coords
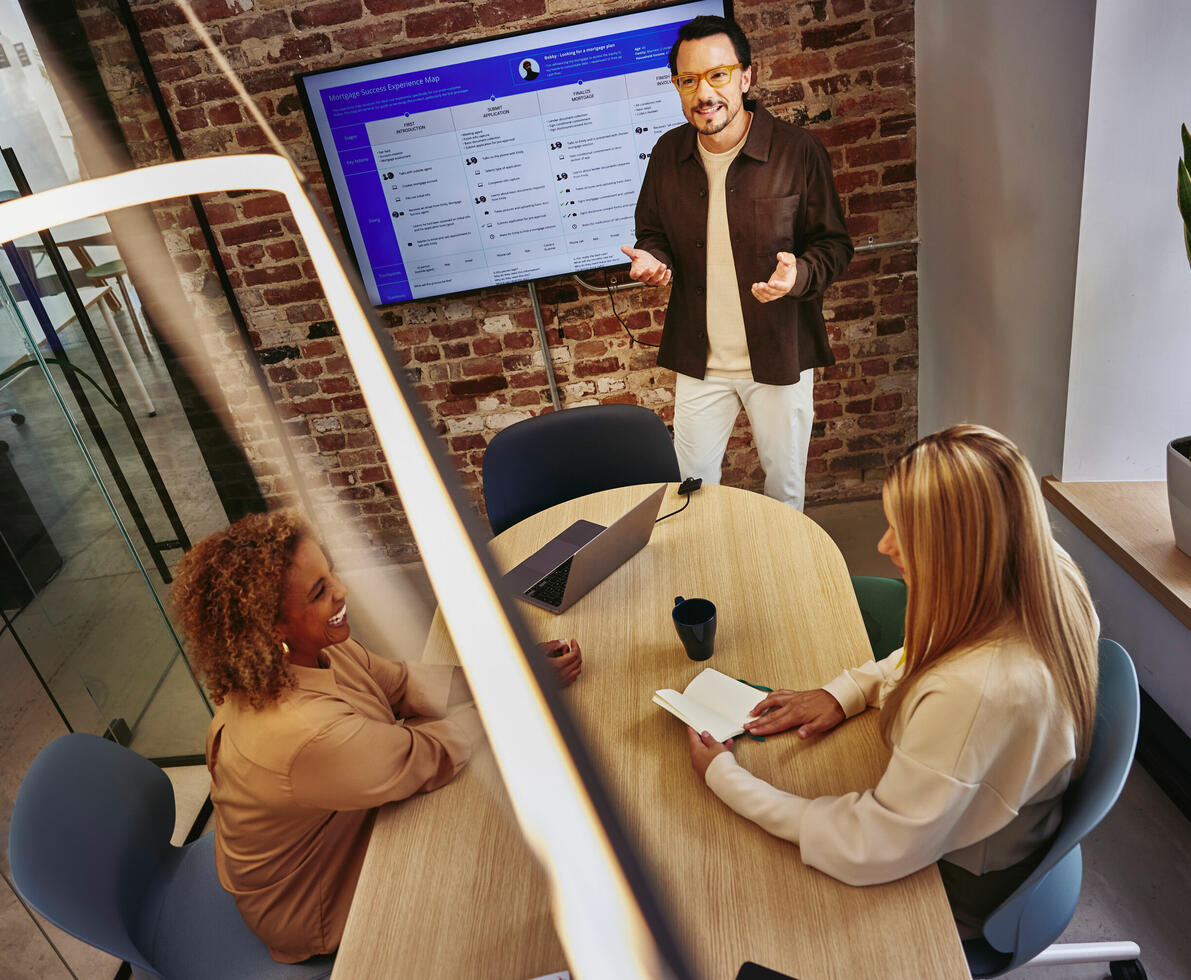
[503,519,605,590]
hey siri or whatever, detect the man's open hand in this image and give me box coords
[620,245,672,286]
[751,251,799,303]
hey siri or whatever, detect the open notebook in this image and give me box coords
[652,668,767,742]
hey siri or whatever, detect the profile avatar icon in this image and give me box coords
[519,58,540,81]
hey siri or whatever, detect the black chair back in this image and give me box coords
[482,404,679,535]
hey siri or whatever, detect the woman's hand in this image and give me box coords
[540,638,582,686]
[687,727,733,779]
[742,689,845,738]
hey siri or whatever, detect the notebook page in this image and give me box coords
[652,689,741,742]
[684,668,768,726]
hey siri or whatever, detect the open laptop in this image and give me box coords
[504,484,668,613]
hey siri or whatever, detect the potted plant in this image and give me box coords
[1169,123,1191,557]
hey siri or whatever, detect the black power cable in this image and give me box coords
[655,477,701,523]
[605,271,661,348]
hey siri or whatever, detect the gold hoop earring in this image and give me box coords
[280,640,291,657]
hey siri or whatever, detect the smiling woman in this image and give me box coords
[170,510,488,964]
[169,509,584,963]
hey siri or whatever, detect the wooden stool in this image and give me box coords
[84,259,151,357]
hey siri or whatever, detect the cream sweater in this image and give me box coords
[704,637,1077,885]
[698,129,752,376]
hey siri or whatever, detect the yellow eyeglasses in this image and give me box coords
[671,63,744,94]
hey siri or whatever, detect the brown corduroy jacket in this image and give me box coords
[634,103,853,385]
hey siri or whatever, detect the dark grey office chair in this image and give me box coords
[482,403,680,535]
[964,638,1144,978]
[8,733,334,979]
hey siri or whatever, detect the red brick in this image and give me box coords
[861,358,890,376]
[830,0,866,15]
[477,0,545,28]
[875,9,914,36]
[292,0,364,29]
[155,56,201,83]
[846,137,913,167]
[406,5,475,38]
[767,51,832,78]
[365,0,429,12]
[816,118,878,148]
[235,125,270,148]
[203,202,238,225]
[221,9,293,45]
[243,194,291,218]
[237,244,266,267]
[832,38,906,69]
[332,394,367,411]
[244,264,303,285]
[333,19,404,50]
[880,113,915,138]
[220,218,284,246]
[849,188,915,214]
[833,169,878,194]
[263,281,327,305]
[208,102,243,126]
[875,62,913,88]
[176,106,208,131]
[317,376,352,394]
[461,356,502,377]
[264,240,300,261]
[881,162,916,186]
[801,21,870,51]
[174,76,236,107]
[277,33,333,63]
[830,300,875,321]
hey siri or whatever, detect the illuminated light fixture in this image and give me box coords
[0,155,682,978]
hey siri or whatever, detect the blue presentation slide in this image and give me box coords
[300,1,722,304]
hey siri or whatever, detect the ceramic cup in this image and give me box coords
[672,596,717,661]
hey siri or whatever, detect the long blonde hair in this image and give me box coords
[878,425,1099,763]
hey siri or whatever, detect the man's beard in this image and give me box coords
[692,98,738,135]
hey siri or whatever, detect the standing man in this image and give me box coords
[621,15,852,509]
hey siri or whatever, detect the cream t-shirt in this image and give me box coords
[698,123,752,377]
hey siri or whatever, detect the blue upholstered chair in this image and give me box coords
[7,733,334,980]
[849,574,907,661]
[964,637,1146,979]
[482,403,680,535]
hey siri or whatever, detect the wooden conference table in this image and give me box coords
[335,484,969,979]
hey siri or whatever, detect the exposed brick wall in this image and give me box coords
[75,0,916,560]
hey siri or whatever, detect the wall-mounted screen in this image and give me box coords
[296,0,729,306]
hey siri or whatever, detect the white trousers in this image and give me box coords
[673,369,815,510]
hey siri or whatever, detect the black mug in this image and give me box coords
[672,596,717,661]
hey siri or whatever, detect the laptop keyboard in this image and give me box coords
[524,557,573,608]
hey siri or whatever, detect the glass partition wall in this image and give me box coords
[0,233,212,761]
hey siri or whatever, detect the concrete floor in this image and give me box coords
[1,323,1188,980]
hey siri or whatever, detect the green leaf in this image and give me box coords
[1183,123,1191,167]
[1185,225,1191,272]
[1179,158,1191,224]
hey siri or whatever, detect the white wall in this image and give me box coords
[1062,0,1191,481]
[916,0,1096,477]
[1053,511,1191,733]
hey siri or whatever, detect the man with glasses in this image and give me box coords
[620,15,852,510]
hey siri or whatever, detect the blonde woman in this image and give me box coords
[686,425,1099,932]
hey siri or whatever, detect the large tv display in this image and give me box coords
[296,0,729,306]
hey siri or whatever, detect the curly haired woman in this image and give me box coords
[684,425,1099,935]
[172,510,581,963]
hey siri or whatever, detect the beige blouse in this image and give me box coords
[205,638,484,962]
